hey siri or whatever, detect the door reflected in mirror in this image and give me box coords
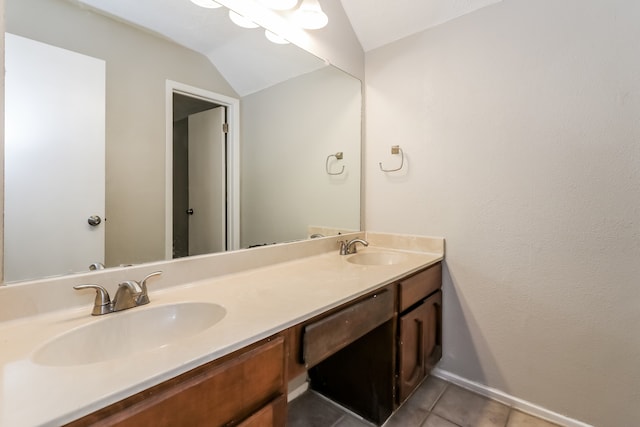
[3,0,361,284]
[172,93,227,258]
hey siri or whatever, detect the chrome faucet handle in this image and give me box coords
[73,284,112,316]
[137,271,163,305]
[338,240,348,255]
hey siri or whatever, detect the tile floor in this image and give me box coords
[288,376,561,427]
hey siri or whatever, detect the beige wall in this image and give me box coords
[365,1,640,425]
[6,0,237,267]
[241,66,361,248]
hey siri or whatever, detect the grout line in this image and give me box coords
[329,415,345,427]
[428,376,449,411]
[424,412,465,427]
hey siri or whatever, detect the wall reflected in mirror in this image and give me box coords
[4,0,361,284]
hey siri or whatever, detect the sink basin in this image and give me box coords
[33,302,226,366]
[346,251,409,266]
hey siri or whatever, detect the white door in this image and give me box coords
[187,107,226,255]
[4,33,106,282]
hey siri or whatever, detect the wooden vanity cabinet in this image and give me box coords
[66,335,286,427]
[397,263,443,404]
[288,264,443,425]
[64,261,442,427]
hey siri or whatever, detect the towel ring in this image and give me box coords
[326,152,345,175]
[379,145,404,172]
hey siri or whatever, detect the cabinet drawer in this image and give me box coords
[68,336,285,427]
[303,289,394,368]
[398,263,441,313]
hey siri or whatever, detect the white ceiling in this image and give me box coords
[339,0,503,52]
[76,0,503,95]
[78,0,326,96]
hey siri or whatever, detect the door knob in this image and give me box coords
[186,208,194,215]
[88,215,102,226]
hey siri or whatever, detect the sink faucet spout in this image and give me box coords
[112,280,142,312]
[340,238,369,255]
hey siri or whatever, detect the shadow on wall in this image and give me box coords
[438,260,506,390]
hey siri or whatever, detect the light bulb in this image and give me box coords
[292,0,328,30]
[258,0,298,10]
[265,30,290,44]
[190,0,223,9]
[228,10,259,29]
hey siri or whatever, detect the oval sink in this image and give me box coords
[346,251,409,266]
[33,302,226,366]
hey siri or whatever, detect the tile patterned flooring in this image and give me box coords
[288,376,561,427]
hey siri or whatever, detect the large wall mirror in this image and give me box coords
[4,0,361,284]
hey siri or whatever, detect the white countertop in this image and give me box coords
[0,234,443,426]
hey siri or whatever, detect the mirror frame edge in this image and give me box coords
[1,0,6,284]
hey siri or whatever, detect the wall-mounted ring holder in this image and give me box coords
[379,145,404,172]
[326,152,345,175]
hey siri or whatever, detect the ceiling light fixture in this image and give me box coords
[228,10,260,28]
[258,0,299,11]
[292,0,328,30]
[265,30,290,44]
[190,0,223,9]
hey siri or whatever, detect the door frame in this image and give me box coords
[165,80,240,259]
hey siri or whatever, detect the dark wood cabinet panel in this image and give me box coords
[237,395,286,427]
[66,336,286,427]
[424,290,443,372]
[397,290,442,403]
[398,262,442,312]
[398,302,429,402]
[304,261,443,424]
[303,289,394,368]
[308,320,396,425]
[286,285,396,382]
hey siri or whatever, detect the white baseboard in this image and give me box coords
[431,368,593,427]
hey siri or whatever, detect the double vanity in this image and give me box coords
[0,232,443,426]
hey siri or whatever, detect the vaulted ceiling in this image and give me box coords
[76,0,502,94]
[340,0,503,51]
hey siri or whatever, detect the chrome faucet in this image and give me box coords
[339,238,369,255]
[74,271,162,316]
[89,262,105,271]
[112,280,143,312]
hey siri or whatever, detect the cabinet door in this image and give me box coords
[397,290,442,403]
[424,290,443,372]
[398,302,429,402]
